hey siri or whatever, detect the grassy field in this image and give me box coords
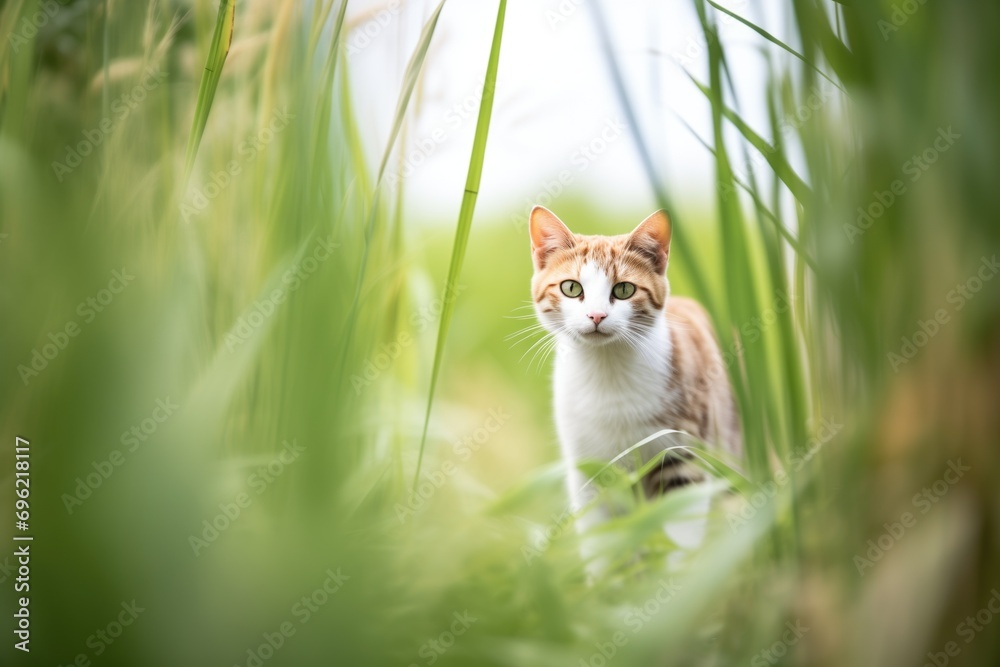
[2,0,999,666]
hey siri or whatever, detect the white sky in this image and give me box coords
[345,0,793,227]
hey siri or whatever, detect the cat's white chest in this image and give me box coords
[553,333,673,466]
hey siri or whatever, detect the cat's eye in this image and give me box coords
[613,282,636,299]
[560,280,583,298]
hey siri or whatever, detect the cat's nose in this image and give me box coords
[587,311,607,325]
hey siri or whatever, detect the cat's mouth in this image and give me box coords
[578,328,614,344]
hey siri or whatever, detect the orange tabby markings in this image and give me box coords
[528,206,742,539]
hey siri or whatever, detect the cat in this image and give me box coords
[528,205,742,551]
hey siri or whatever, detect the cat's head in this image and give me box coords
[529,206,671,347]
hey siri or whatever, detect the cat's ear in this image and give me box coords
[529,206,576,270]
[626,210,671,274]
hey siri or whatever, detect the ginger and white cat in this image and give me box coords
[529,206,742,545]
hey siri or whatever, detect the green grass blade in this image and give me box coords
[706,0,845,94]
[588,0,716,315]
[684,71,813,206]
[672,112,821,275]
[413,0,507,486]
[692,0,773,537]
[375,0,446,182]
[102,0,110,118]
[0,0,27,103]
[182,0,235,188]
[791,0,862,88]
[309,0,350,180]
[334,0,447,390]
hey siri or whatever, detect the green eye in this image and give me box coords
[613,282,636,299]
[560,280,583,298]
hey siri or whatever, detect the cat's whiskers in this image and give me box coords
[507,333,546,351]
[530,337,561,373]
[532,328,570,372]
[523,320,575,371]
[505,303,545,323]
[504,322,548,343]
[519,327,559,366]
[615,328,646,359]
[530,337,558,373]
[506,323,559,358]
[615,325,663,370]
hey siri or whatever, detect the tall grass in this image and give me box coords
[415,0,506,484]
[1,1,999,666]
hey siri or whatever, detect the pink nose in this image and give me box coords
[588,312,607,325]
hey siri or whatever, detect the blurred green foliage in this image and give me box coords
[1,1,999,666]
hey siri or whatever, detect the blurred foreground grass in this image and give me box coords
[2,1,1000,666]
